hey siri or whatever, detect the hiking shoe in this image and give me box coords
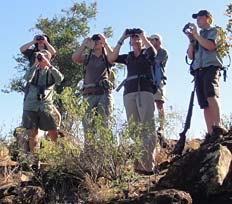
[58,129,65,137]
[201,132,223,146]
[212,125,228,136]
[157,127,164,136]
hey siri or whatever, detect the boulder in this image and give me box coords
[158,142,232,198]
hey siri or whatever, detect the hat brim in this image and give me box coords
[192,14,198,19]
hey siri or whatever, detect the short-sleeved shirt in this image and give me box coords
[23,66,64,113]
[155,47,168,71]
[22,48,38,67]
[83,54,109,85]
[115,47,155,95]
[192,26,223,70]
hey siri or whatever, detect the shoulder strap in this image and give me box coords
[220,51,231,82]
[30,69,40,86]
[83,49,93,76]
[46,69,56,87]
[102,47,110,74]
[30,68,55,88]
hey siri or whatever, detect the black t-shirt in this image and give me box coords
[115,47,155,95]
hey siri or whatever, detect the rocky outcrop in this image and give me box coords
[157,133,232,203]
[1,131,232,204]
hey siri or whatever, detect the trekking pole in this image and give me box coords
[172,82,195,155]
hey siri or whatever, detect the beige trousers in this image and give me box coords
[124,91,156,172]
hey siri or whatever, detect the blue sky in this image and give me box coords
[0,0,231,138]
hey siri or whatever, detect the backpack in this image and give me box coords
[151,61,167,91]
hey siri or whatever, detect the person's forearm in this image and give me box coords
[193,33,216,51]
[72,44,86,63]
[109,40,123,63]
[104,41,113,55]
[45,42,56,56]
[143,37,157,56]
[20,41,34,52]
[187,43,194,60]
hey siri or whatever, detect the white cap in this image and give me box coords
[148,33,162,44]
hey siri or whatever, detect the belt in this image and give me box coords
[83,87,106,96]
[83,83,97,88]
[83,90,105,96]
[116,74,149,92]
[196,66,220,71]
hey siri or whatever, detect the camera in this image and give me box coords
[125,28,142,36]
[37,53,43,61]
[91,34,101,41]
[182,23,191,33]
[36,35,44,41]
[37,86,46,101]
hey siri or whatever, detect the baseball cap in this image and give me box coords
[192,10,212,19]
[148,33,162,43]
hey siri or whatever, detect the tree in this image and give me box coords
[5,1,113,95]
[3,1,114,132]
[225,3,232,38]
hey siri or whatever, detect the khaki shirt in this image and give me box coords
[23,65,64,112]
[192,26,223,70]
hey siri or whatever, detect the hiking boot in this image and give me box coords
[212,125,228,136]
[201,132,222,146]
[58,129,65,137]
[157,127,164,136]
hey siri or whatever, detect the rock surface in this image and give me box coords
[1,131,232,204]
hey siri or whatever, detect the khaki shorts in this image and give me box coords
[22,110,57,131]
[154,83,165,102]
[195,66,220,109]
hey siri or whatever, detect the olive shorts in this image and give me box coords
[22,110,57,131]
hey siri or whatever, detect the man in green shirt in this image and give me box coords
[148,34,168,146]
[23,50,64,153]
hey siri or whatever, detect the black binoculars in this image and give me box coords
[125,28,142,36]
[36,35,45,41]
[37,86,46,101]
[91,34,101,41]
